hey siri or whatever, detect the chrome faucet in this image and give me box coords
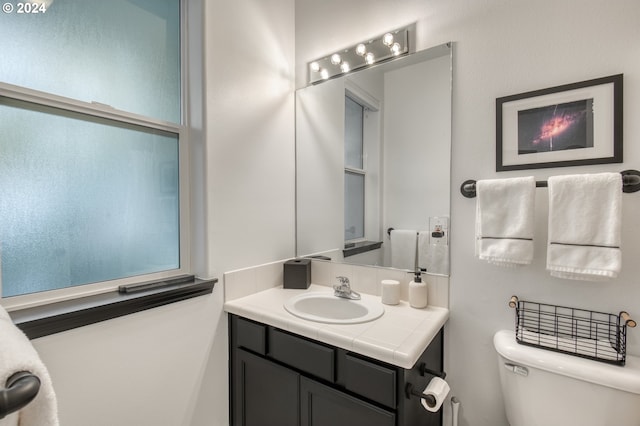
[333,276,361,300]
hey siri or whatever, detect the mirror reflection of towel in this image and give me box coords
[417,231,430,270]
[546,173,622,281]
[390,229,417,270]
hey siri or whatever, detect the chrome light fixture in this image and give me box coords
[307,27,410,84]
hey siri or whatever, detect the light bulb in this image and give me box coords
[365,52,375,65]
[391,42,401,55]
[340,62,350,73]
[310,62,320,72]
[320,69,329,80]
[382,33,394,46]
[355,43,366,56]
[330,54,341,65]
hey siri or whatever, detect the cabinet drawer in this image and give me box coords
[235,317,267,355]
[344,354,397,408]
[269,328,335,382]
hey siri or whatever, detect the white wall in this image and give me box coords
[32,297,218,425]
[296,1,640,425]
[203,0,296,277]
[190,0,296,425]
[28,1,296,425]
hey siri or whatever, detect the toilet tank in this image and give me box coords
[493,329,640,426]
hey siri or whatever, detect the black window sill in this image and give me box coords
[343,241,383,258]
[8,277,217,339]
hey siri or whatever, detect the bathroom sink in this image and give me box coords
[284,291,384,324]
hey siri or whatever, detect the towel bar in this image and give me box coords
[387,228,433,237]
[0,371,41,420]
[460,169,640,198]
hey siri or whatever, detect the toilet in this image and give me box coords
[493,329,640,426]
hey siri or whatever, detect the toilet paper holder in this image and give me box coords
[404,365,447,407]
[417,363,445,379]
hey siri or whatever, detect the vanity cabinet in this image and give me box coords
[229,314,443,426]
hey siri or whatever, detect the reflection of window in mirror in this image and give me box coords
[344,95,365,241]
[344,84,381,245]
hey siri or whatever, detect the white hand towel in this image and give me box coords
[0,306,59,426]
[475,176,536,267]
[546,172,622,281]
[417,231,430,271]
[390,229,417,270]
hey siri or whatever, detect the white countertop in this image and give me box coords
[224,284,449,369]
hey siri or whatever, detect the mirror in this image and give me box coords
[295,43,452,275]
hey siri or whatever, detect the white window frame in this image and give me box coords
[0,1,190,310]
[345,81,381,244]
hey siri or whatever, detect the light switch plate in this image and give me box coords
[429,216,449,246]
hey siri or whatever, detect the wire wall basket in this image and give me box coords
[509,296,636,366]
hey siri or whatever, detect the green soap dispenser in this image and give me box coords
[409,268,428,308]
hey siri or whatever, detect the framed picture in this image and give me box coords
[496,74,622,171]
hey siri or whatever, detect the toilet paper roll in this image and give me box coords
[420,377,450,413]
[381,279,400,305]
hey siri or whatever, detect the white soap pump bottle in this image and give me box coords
[409,268,428,309]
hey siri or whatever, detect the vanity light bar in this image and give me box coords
[308,27,410,84]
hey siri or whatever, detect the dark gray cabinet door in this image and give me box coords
[234,349,299,426]
[300,377,395,426]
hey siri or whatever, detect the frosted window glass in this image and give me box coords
[0,97,180,297]
[345,96,363,169]
[344,172,364,241]
[0,0,180,123]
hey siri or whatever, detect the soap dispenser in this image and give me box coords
[409,268,428,309]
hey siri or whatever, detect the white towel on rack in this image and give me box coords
[390,229,417,270]
[546,172,622,281]
[0,306,59,426]
[475,176,536,267]
[417,231,430,271]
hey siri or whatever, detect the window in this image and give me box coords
[344,85,381,245]
[0,0,186,306]
[0,0,180,123]
[344,96,365,241]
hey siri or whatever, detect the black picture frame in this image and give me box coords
[496,74,623,171]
